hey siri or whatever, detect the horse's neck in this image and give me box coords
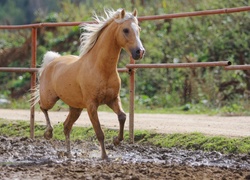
[83,24,121,72]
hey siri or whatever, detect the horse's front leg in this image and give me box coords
[107,97,126,146]
[87,103,108,160]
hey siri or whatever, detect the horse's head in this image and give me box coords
[115,9,145,60]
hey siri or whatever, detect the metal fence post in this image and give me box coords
[30,27,37,139]
[129,57,135,143]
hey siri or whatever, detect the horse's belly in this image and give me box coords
[55,84,86,108]
[60,95,86,108]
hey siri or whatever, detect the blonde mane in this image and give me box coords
[79,9,137,57]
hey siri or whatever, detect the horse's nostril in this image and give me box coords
[132,48,145,60]
[136,49,140,55]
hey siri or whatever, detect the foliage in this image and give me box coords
[0,119,250,154]
[0,0,60,25]
[0,0,249,113]
[135,0,250,110]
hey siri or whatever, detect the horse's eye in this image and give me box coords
[123,28,129,34]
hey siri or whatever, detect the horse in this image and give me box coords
[33,8,145,159]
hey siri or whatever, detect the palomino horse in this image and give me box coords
[34,9,145,159]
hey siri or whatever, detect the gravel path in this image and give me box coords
[0,109,249,137]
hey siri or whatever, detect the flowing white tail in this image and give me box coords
[30,51,61,106]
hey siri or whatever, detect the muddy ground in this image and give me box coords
[0,136,250,179]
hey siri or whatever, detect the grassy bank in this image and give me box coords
[0,119,249,154]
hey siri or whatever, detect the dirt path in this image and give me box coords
[1,109,250,137]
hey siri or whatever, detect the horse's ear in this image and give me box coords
[132,9,137,17]
[120,9,125,19]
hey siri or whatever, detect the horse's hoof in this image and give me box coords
[113,137,120,146]
[101,154,109,160]
[44,129,53,140]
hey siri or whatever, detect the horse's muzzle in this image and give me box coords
[131,47,145,60]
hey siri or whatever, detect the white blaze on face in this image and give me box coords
[131,22,143,48]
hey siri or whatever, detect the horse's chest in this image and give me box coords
[95,79,119,103]
[97,86,117,103]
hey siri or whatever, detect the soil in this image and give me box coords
[0,109,250,179]
[0,136,250,180]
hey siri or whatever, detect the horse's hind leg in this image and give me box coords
[39,92,59,140]
[107,97,126,146]
[63,107,82,158]
[41,107,53,140]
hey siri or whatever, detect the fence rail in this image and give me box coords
[0,67,129,73]
[225,65,250,70]
[126,61,231,69]
[0,6,250,142]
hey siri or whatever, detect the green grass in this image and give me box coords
[0,119,249,154]
[149,133,250,154]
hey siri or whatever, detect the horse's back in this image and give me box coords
[42,54,79,76]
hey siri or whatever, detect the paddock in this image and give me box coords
[1,6,250,179]
[0,6,250,141]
